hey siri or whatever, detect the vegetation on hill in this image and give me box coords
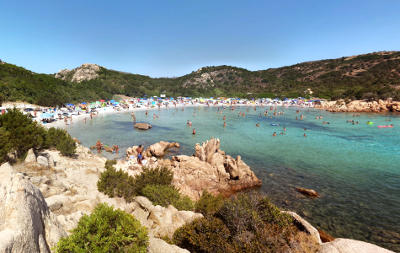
[0,108,76,163]
[1,51,400,106]
[55,203,148,253]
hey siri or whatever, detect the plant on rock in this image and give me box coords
[55,203,148,253]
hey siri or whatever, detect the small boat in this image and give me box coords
[377,125,393,128]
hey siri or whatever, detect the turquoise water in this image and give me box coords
[65,106,400,251]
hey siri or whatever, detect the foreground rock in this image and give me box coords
[0,163,66,252]
[318,238,395,253]
[134,122,152,130]
[13,145,195,252]
[316,99,400,113]
[157,138,262,200]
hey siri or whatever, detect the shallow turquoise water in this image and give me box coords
[65,106,400,251]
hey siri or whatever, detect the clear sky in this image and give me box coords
[1,0,400,77]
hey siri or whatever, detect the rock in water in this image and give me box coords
[296,187,320,198]
[0,163,66,252]
[134,122,152,130]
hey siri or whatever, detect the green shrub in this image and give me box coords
[173,217,233,253]
[195,191,225,216]
[141,184,193,211]
[97,163,136,202]
[133,167,173,195]
[0,128,11,162]
[46,127,76,156]
[0,108,47,160]
[56,203,148,253]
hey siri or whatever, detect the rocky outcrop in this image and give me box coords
[283,211,322,245]
[130,196,203,238]
[146,141,180,158]
[148,237,189,253]
[55,63,100,83]
[0,163,66,252]
[134,122,152,130]
[316,99,400,113]
[158,138,261,200]
[318,238,395,253]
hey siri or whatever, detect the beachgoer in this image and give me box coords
[224,121,226,128]
[256,123,260,127]
[273,132,277,137]
[96,140,102,153]
[304,133,307,137]
[136,145,143,165]
[192,128,196,135]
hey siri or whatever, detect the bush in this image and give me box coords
[173,217,233,253]
[195,191,225,216]
[141,184,193,211]
[0,108,47,160]
[173,192,312,253]
[133,167,173,195]
[0,128,11,162]
[97,163,192,209]
[46,127,76,156]
[97,162,136,202]
[56,203,148,253]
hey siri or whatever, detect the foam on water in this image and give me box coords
[65,106,400,251]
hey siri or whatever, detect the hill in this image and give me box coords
[1,51,400,106]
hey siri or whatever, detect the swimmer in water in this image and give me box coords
[256,123,260,127]
[223,121,226,128]
[192,128,196,135]
[273,132,277,137]
[304,133,307,137]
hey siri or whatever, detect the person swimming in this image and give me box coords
[192,128,196,135]
[273,132,277,137]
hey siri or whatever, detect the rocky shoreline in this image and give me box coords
[315,99,400,113]
[0,139,395,252]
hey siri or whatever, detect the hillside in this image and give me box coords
[1,51,400,106]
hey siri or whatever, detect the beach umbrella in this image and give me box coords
[81,102,87,105]
[110,100,115,103]
[100,99,105,102]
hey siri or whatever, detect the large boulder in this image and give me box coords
[134,122,152,130]
[0,163,66,252]
[130,196,203,238]
[167,138,262,200]
[146,141,180,158]
[318,238,394,253]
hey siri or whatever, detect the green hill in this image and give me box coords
[1,51,400,106]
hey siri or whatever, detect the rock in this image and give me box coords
[55,63,100,83]
[0,163,66,252]
[318,238,395,253]
[296,187,320,198]
[147,141,180,158]
[131,196,203,238]
[283,211,322,245]
[37,155,49,168]
[318,229,335,243]
[148,236,189,253]
[134,122,152,130]
[25,148,36,163]
[169,138,261,200]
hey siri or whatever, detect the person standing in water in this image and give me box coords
[192,128,196,135]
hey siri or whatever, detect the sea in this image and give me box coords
[64,105,400,251]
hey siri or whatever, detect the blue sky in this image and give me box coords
[1,0,400,77]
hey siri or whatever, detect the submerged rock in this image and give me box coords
[134,122,152,130]
[296,187,320,198]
